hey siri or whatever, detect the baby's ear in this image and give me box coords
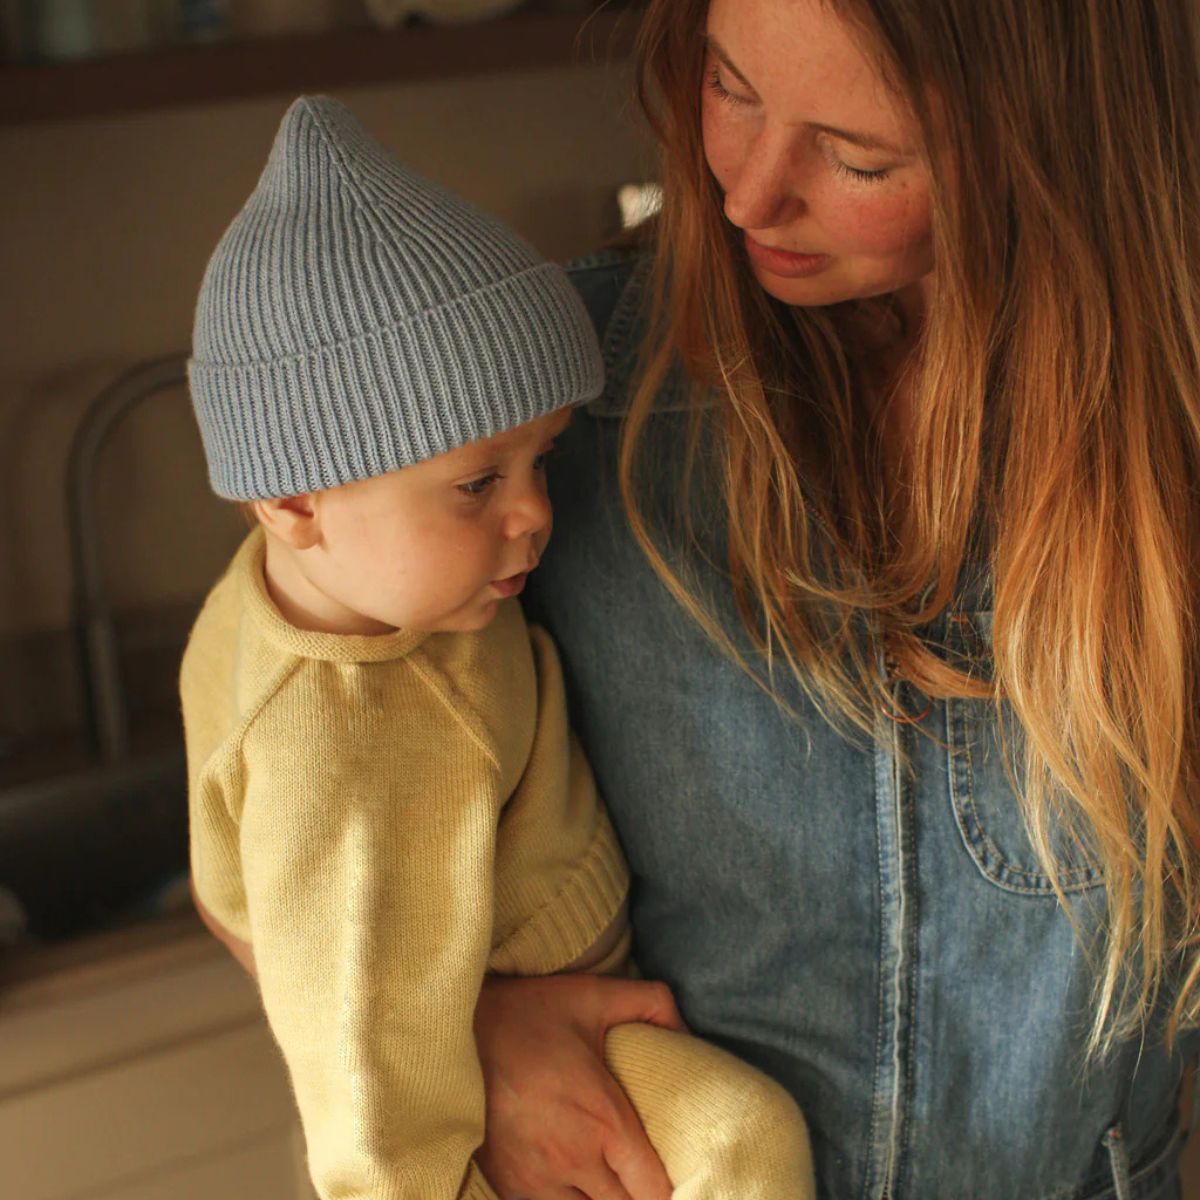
[252,494,321,550]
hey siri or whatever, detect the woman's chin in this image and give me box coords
[751,263,852,309]
[753,263,931,313]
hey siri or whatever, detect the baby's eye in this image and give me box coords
[458,472,501,497]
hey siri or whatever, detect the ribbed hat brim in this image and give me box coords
[189,260,603,500]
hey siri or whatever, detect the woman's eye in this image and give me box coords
[705,66,748,108]
[458,472,501,497]
[819,139,890,185]
[533,443,557,472]
[833,159,890,185]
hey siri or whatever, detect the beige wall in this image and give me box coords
[0,64,649,646]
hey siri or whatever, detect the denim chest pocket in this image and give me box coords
[943,612,1105,895]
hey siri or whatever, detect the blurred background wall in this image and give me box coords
[7,23,1196,1199]
[0,42,664,1200]
[0,60,650,751]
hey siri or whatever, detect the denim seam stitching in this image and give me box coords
[894,713,920,1196]
[959,704,1058,892]
[947,680,1102,895]
[1103,1125,1132,1200]
[1048,1122,1184,1200]
[862,706,894,1200]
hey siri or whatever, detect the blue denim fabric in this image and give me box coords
[523,249,1196,1200]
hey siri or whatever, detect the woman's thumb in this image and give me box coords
[591,977,689,1035]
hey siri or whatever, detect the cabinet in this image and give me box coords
[0,6,639,126]
[1,915,315,1200]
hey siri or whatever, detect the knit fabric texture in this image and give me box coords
[188,95,604,500]
[182,530,628,1196]
[182,530,816,1199]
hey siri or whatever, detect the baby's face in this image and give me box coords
[304,407,570,635]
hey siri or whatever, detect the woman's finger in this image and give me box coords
[601,1111,674,1200]
[571,1163,637,1200]
[587,977,688,1037]
[586,1067,672,1200]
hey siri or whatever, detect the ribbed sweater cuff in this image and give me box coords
[461,1161,501,1200]
[489,812,629,975]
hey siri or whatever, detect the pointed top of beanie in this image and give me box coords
[189,95,604,500]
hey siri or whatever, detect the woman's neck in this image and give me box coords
[894,275,931,337]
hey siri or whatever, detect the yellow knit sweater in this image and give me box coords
[182,530,629,1199]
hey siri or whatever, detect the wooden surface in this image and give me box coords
[0,7,640,127]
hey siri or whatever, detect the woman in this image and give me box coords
[474,0,1200,1197]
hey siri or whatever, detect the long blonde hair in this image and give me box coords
[624,0,1200,1049]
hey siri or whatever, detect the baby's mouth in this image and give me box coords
[490,572,528,599]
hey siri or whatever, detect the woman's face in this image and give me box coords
[702,0,934,311]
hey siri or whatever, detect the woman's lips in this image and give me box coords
[491,572,528,598]
[744,233,832,279]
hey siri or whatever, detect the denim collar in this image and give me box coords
[569,249,693,418]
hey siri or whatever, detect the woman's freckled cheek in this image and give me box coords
[827,188,928,256]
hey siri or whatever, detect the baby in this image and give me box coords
[182,96,812,1200]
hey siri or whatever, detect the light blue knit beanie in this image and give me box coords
[189,95,604,500]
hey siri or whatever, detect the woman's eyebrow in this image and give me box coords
[705,33,905,157]
[809,122,903,156]
[705,35,758,94]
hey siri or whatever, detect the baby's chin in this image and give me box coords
[417,596,505,636]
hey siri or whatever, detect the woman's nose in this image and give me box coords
[723,126,807,232]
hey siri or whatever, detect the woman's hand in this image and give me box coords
[473,973,685,1200]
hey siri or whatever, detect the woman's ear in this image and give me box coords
[252,493,322,550]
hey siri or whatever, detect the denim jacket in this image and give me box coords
[524,249,1196,1200]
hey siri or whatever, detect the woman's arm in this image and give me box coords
[473,973,684,1200]
[195,865,681,1200]
[195,881,680,1200]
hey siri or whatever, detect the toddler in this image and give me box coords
[182,95,813,1200]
